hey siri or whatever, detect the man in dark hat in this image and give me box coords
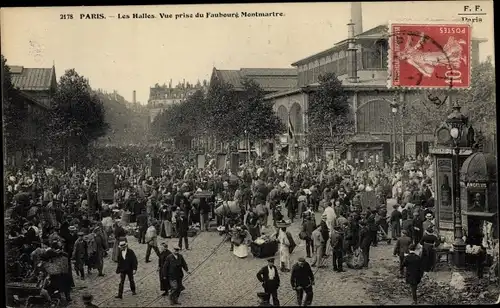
[176,211,190,250]
[256,257,280,306]
[162,246,190,305]
[291,257,314,306]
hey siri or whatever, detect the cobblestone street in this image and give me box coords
[68,204,416,307]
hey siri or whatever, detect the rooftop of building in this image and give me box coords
[8,65,56,91]
[211,67,298,92]
[291,23,488,67]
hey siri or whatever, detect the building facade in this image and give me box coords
[6,65,57,165]
[147,80,209,123]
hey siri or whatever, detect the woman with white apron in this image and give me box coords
[278,227,291,272]
[232,226,252,258]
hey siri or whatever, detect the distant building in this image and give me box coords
[209,67,298,94]
[9,65,57,109]
[6,65,57,165]
[147,80,208,123]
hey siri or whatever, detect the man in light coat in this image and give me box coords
[145,222,161,263]
[311,226,325,268]
[322,203,336,232]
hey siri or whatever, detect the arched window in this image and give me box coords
[277,105,288,126]
[290,102,303,134]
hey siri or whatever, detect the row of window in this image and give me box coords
[297,49,388,86]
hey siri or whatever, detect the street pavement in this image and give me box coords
[68,201,414,307]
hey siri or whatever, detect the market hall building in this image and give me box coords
[263,3,487,165]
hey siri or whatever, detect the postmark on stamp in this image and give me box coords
[388,22,471,89]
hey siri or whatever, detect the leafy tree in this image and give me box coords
[462,56,496,136]
[401,57,496,142]
[49,69,108,165]
[151,89,206,147]
[203,78,284,149]
[204,80,240,143]
[96,91,149,146]
[2,55,29,154]
[307,72,354,149]
[238,78,285,141]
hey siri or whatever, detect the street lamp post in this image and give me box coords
[390,98,399,171]
[446,100,468,268]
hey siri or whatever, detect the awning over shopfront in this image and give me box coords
[463,211,497,218]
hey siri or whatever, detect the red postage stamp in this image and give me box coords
[388,23,471,89]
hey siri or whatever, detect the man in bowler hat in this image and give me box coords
[256,257,280,306]
[115,241,138,299]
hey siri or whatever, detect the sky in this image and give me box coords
[1,1,495,104]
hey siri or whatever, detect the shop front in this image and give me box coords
[459,152,498,251]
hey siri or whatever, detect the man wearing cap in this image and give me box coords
[393,230,412,277]
[72,231,87,280]
[256,257,280,306]
[115,241,138,299]
[162,246,190,305]
[291,257,314,306]
[145,222,161,263]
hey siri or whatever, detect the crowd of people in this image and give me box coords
[5,145,470,307]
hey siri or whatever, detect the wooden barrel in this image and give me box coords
[121,211,131,226]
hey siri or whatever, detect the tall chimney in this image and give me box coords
[350,2,363,36]
[347,20,359,83]
[133,90,137,104]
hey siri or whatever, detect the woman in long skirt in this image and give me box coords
[233,227,252,258]
[112,222,127,262]
[278,227,291,272]
[159,204,173,238]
